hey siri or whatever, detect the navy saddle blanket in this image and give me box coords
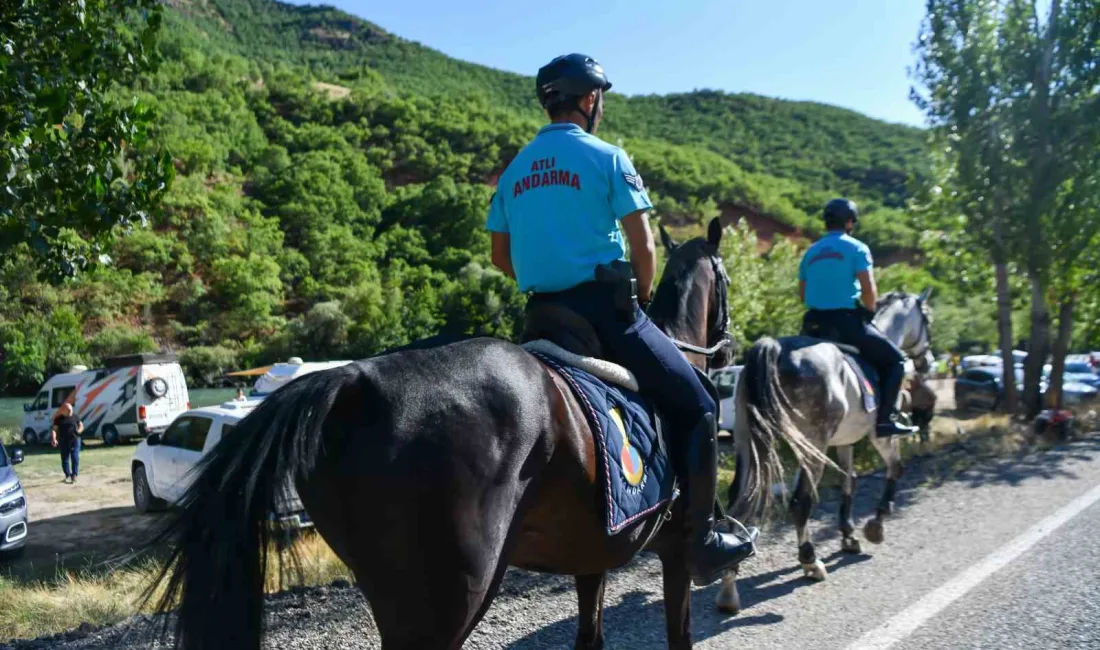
[530,352,674,535]
[843,353,879,413]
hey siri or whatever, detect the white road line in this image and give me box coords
[845,480,1100,650]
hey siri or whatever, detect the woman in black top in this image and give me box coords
[50,402,84,484]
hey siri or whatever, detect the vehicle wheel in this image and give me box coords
[102,425,120,447]
[22,428,37,446]
[132,465,165,513]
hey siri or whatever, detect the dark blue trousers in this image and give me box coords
[803,308,907,422]
[60,438,81,478]
[528,283,717,459]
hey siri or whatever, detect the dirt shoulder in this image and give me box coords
[3,442,166,580]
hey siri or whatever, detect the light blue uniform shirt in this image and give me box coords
[799,231,873,310]
[486,123,653,293]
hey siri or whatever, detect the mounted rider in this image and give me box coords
[799,198,919,436]
[486,53,755,585]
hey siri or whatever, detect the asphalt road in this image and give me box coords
[11,432,1100,650]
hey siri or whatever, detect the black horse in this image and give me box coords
[149,218,738,649]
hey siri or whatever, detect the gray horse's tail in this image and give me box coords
[728,337,835,519]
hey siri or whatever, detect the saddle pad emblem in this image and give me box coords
[611,407,645,487]
[864,378,875,396]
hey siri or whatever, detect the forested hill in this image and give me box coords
[165,0,926,220]
[0,0,931,394]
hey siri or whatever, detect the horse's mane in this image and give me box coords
[875,290,911,313]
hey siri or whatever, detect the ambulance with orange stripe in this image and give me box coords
[20,353,190,447]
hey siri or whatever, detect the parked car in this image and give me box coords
[1060,362,1100,388]
[955,367,1011,411]
[0,444,27,558]
[711,366,743,432]
[959,352,1029,372]
[955,366,1098,411]
[21,353,190,446]
[130,400,311,529]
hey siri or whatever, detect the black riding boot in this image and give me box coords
[876,361,918,437]
[686,413,758,586]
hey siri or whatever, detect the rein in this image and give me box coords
[669,338,732,357]
[659,254,733,362]
[875,293,933,368]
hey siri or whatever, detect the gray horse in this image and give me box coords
[715,289,934,613]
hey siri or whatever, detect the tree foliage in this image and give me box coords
[0,0,1005,392]
[0,0,174,277]
[913,0,1100,414]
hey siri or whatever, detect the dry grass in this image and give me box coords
[0,531,353,642]
[0,427,18,447]
[0,560,159,642]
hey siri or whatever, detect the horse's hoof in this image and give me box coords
[863,519,885,545]
[802,560,828,582]
[715,574,741,615]
[841,536,862,554]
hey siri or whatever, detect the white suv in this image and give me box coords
[130,399,311,528]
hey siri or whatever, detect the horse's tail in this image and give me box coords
[728,337,835,520]
[143,363,362,650]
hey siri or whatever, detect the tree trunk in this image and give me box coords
[1047,293,1076,410]
[994,261,1018,413]
[1023,275,1052,418]
[1020,0,1060,420]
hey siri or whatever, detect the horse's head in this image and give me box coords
[874,288,935,375]
[649,217,734,371]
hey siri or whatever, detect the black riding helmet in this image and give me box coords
[823,198,859,228]
[536,54,612,134]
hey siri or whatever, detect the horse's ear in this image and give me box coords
[919,287,933,303]
[707,217,723,247]
[658,223,677,252]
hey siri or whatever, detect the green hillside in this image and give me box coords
[0,0,931,393]
[166,0,926,217]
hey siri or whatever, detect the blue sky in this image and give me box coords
[284,0,928,127]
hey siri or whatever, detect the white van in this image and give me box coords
[21,353,190,446]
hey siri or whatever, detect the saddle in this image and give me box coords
[800,318,878,413]
[520,302,603,358]
[519,278,680,535]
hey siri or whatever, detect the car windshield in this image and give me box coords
[0,446,8,468]
[1066,362,1094,374]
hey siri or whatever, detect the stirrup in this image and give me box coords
[715,515,760,545]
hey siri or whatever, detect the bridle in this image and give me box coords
[664,253,733,363]
[877,293,933,371]
[907,301,934,372]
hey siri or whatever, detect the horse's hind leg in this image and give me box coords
[574,574,607,650]
[323,485,514,650]
[791,464,828,581]
[864,435,904,545]
[837,445,861,554]
[356,546,509,650]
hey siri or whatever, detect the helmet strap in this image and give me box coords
[574,90,601,134]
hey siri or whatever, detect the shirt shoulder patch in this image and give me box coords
[623,172,644,192]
